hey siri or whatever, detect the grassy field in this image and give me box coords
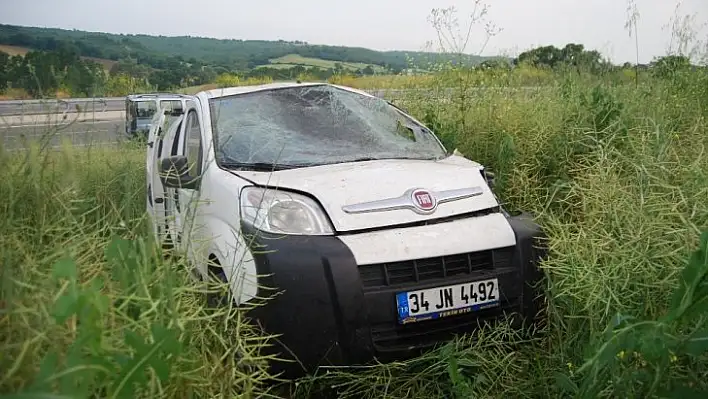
[257,53,387,73]
[1,66,708,398]
[0,44,31,56]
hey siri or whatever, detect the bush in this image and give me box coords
[3,65,708,399]
[292,68,708,397]
[0,145,278,398]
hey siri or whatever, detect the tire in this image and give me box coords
[205,263,231,309]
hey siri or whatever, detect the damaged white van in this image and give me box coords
[145,82,546,378]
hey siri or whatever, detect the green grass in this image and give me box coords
[257,53,387,73]
[2,66,708,398]
[301,69,708,398]
[0,142,282,398]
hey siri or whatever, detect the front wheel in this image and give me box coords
[204,259,234,309]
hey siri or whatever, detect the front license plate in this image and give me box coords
[395,278,500,324]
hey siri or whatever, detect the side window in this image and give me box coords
[184,110,203,176]
[159,100,183,115]
[170,122,182,156]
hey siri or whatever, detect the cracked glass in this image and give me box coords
[208,84,447,168]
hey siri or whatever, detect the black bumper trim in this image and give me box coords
[240,212,545,378]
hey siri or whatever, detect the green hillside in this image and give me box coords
[257,54,388,73]
[0,23,492,73]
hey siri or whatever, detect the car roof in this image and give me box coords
[200,82,377,100]
[126,93,191,101]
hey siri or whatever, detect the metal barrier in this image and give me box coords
[0,90,450,117]
[0,87,541,117]
[0,97,126,117]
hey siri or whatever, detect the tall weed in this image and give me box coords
[0,146,278,398]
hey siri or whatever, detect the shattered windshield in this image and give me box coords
[208,84,447,168]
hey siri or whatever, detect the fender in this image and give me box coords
[198,214,260,305]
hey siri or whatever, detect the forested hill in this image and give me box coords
[0,23,493,72]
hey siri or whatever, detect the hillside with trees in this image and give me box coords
[0,22,699,99]
[0,23,491,73]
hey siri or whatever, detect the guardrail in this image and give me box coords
[0,87,539,117]
[0,90,425,117]
[0,97,125,117]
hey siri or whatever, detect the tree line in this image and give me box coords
[480,43,700,78]
[0,24,486,74]
[0,40,700,99]
[0,47,395,97]
[0,47,106,97]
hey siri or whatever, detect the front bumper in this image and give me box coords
[242,212,545,378]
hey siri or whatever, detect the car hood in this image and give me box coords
[232,155,501,232]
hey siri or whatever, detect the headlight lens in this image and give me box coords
[240,187,334,235]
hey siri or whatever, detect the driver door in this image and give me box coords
[147,111,184,246]
[163,99,204,252]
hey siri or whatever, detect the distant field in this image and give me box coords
[176,83,218,94]
[81,56,118,72]
[258,54,387,73]
[0,44,117,72]
[0,44,31,56]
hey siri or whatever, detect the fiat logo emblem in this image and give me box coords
[410,188,437,213]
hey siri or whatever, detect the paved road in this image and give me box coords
[0,86,542,150]
[0,97,124,117]
[0,112,126,150]
[0,87,540,117]
[0,89,416,150]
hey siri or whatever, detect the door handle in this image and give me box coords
[155,197,164,204]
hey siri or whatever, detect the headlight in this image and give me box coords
[240,187,334,235]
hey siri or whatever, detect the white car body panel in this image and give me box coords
[201,81,328,99]
[145,110,166,235]
[233,155,498,232]
[337,212,516,265]
[190,168,261,305]
[146,83,515,306]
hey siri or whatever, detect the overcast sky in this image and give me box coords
[1,0,706,64]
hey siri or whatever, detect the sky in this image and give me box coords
[1,0,706,64]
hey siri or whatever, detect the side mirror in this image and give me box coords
[159,155,199,189]
[480,168,495,189]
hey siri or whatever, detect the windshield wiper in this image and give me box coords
[219,161,300,171]
[346,157,380,163]
[337,155,445,164]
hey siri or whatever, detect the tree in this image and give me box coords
[5,48,109,97]
[514,43,604,73]
[0,51,9,93]
[478,58,511,70]
[651,55,692,79]
[106,73,152,96]
[20,51,62,97]
[515,45,563,69]
[110,58,151,80]
[65,59,106,97]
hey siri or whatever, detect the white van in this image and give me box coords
[125,93,191,139]
[145,82,546,377]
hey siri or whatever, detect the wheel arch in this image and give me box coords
[198,217,259,306]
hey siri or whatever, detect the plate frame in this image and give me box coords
[395,278,501,325]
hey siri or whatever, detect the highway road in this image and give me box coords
[0,86,541,150]
[0,111,126,150]
[0,90,405,117]
[0,87,539,117]
[0,89,418,150]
